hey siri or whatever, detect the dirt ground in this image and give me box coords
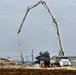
[0,66,76,75]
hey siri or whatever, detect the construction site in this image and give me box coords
[0,0,76,69]
[0,1,76,75]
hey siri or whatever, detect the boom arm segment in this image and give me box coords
[41,1,64,56]
[17,0,42,34]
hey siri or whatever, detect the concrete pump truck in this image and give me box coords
[17,0,71,67]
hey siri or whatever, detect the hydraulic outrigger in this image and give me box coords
[17,0,64,62]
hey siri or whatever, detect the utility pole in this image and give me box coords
[31,49,34,64]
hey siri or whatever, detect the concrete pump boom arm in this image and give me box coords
[17,0,64,56]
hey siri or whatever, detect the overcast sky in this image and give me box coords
[0,0,76,61]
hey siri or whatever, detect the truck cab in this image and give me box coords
[59,57,71,66]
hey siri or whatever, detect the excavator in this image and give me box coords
[17,0,64,65]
